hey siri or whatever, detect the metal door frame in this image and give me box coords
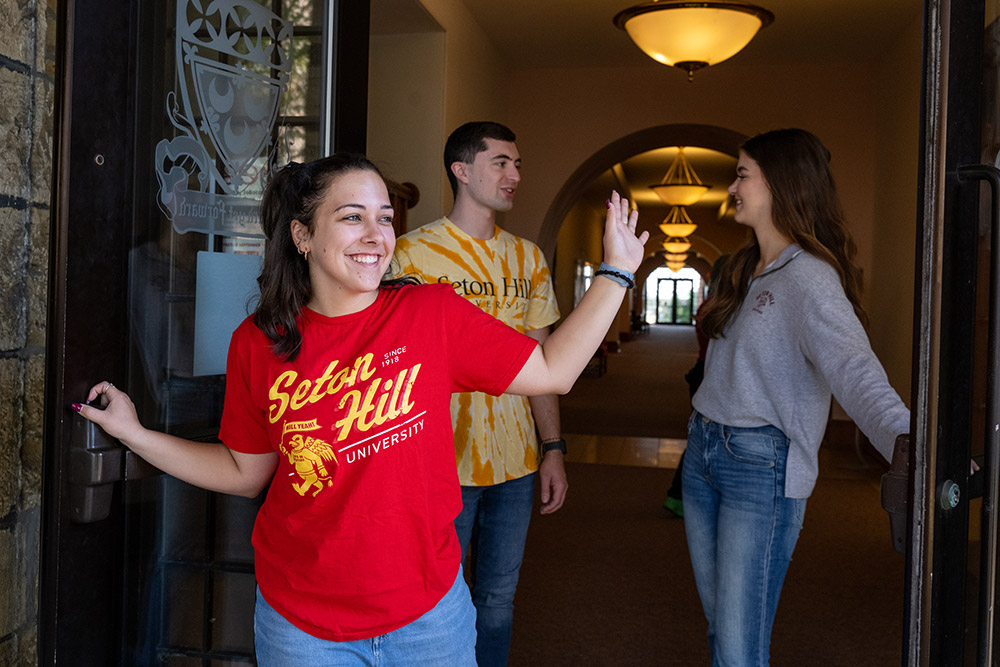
[909,0,992,663]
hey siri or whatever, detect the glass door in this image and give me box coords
[40,0,370,663]
[653,278,694,325]
[674,279,694,324]
[656,278,675,324]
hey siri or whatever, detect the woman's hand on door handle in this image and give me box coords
[72,381,144,448]
[72,381,277,497]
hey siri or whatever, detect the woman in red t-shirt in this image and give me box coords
[74,153,647,665]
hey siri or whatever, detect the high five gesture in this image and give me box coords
[507,190,648,396]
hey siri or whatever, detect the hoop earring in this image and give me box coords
[303,249,310,262]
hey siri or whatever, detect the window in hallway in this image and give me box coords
[643,266,702,325]
[574,259,595,306]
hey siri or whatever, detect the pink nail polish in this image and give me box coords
[71,403,83,413]
[606,199,611,208]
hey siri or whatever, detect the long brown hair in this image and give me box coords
[699,129,867,338]
[253,154,414,360]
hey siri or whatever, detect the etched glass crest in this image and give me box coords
[154,0,293,238]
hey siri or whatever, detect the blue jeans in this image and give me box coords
[682,412,807,667]
[253,568,476,666]
[454,472,536,667]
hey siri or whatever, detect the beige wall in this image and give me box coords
[505,61,879,271]
[871,14,924,402]
[368,0,512,230]
[368,31,448,222]
[503,48,920,402]
[553,200,603,322]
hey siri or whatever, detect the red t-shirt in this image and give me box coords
[219,283,537,641]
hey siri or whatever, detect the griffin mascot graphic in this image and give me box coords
[280,421,337,497]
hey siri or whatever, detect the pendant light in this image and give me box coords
[650,147,710,206]
[614,1,774,82]
[658,205,698,238]
[663,238,692,254]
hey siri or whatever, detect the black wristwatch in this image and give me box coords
[541,438,567,456]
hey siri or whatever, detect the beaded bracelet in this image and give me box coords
[595,262,635,288]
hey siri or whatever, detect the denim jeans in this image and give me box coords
[682,412,807,667]
[454,472,536,667]
[253,567,476,666]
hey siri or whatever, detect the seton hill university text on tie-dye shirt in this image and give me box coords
[394,217,560,486]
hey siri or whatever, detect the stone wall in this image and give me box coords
[0,0,56,663]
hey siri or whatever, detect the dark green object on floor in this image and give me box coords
[664,495,684,518]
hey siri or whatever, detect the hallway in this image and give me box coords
[560,324,698,440]
[507,325,904,665]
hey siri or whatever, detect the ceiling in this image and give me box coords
[372,0,921,67]
[456,0,921,70]
[371,0,922,242]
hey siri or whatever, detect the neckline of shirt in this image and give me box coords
[443,216,500,243]
[301,289,389,324]
[750,244,804,286]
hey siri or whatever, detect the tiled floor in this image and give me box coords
[564,433,686,469]
[563,426,876,474]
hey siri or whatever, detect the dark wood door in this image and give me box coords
[909,1,1000,663]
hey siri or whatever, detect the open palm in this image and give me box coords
[603,190,648,273]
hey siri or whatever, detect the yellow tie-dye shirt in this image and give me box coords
[393,217,560,486]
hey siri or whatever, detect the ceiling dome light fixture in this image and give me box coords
[666,260,687,272]
[613,1,774,82]
[662,238,692,254]
[658,205,698,238]
[650,146,710,206]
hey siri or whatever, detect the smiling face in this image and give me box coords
[291,169,395,316]
[455,138,521,212]
[728,151,774,232]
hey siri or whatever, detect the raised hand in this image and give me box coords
[603,190,648,273]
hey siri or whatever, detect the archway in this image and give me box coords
[545,123,749,322]
[539,123,748,258]
[553,125,749,441]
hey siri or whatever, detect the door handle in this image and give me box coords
[881,433,911,554]
[957,163,1000,666]
[68,410,160,523]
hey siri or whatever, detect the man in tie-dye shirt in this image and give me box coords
[393,121,567,667]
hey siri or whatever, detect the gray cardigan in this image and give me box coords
[691,244,910,498]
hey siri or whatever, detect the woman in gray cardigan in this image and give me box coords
[683,128,910,666]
